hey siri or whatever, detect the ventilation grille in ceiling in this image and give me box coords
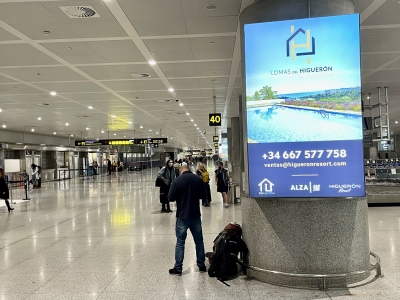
[60,6,100,18]
[131,73,151,78]
[157,100,171,103]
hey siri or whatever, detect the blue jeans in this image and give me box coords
[174,218,205,272]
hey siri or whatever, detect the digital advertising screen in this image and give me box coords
[244,14,365,198]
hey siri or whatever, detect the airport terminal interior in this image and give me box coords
[1,0,400,299]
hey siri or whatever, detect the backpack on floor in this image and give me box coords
[207,222,248,281]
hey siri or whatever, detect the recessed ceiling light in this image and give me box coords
[111,115,116,118]
[149,60,156,66]
[191,119,194,122]
[114,133,116,136]
[396,121,399,124]
[31,129,35,132]
[101,130,105,133]
[140,125,143,129]
[179,103,183,107]
[168,88,174,92]
[65,123,69,126]
[2,125,6,128]
[0,109,2,112]
[124,136,126,137]
[186,112,190,115]
[205,4,217,10]
[50,91,57,96]
[53,132,56,135]
[86,127,89,130]
[37,117,41,120]
[128,121,132,124]
[88,106,93,109]
[149,129,152,132]
[156,132,159,134]
[70,134,74,137]
[194,124,197,126]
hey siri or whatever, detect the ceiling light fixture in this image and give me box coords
[70,134,74,137]
[128,121,132,124]
[186,112,189,115]
[194,124,197,126]
[205,4,217,10]
[396,121,399,124]
[37,117,41,120]
[168,88,174,92]
[191,119,194,122]
[149,60,156,66]
[101,130,105,133]
[111,115,116,118]
[86,127,89,130]
[88,106,93,109]
[65,123,69,126]
[50,91,57,96]
[2,125,6,128]
[53,132,56,135]
[149,129,152,132]
[140,125,143,129]
[0,109,2,112]
[179,103,183,107]
[31,129,35,132]
[114,133,116,136]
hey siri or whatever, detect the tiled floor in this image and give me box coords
[0,166,399,299]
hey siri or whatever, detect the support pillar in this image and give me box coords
[240,0,370,287]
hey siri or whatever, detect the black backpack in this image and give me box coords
[208,223,248,282]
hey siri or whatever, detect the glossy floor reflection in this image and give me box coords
[0,167,398,299]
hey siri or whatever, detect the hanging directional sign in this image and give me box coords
[209,113,222,126]
[213,136,219,142]
[75,138,167,146]
[214,142,219,148]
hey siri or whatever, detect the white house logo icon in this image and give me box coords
[258,178,274,194]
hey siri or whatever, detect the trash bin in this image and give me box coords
[229,182,240,204]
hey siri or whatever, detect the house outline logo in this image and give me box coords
[286,25,316,64]
[258,178,274,193]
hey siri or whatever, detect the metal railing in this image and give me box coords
[237,251,382,291]
[7,178,30,201]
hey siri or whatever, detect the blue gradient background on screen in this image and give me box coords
[244,14,361,96]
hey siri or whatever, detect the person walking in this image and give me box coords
[0,168,14,212]
[215,161,230,207]
[31,164,39,189]
[107,159,112,175]
[157,159,176,213]
[168,164,207,275]
[196,163,211,207]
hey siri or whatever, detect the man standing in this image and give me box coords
[168,164,207,275]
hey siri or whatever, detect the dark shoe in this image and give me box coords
[204,204,210,207]
[167,209,173,213]
[169,267,182,276]
[8,207,14,213]
[199,265,207,273]
[161,208,168,213]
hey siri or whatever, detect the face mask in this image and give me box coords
[168,163,173,167]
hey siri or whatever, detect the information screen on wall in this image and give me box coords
[244,14,365,198]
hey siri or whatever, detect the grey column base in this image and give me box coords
[242,197,370,288]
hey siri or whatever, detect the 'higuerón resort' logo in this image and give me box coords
[286,26,315,64]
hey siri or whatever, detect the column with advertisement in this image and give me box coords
[245,15,365,198]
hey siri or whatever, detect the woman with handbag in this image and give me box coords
[0,168,14,212]
[157,159,176,213]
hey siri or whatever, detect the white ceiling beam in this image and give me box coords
[360,0,387,24]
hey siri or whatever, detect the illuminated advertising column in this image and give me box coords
[245,14,365,198]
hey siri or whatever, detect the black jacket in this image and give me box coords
[0,178,9,200]
[168,170,207,219]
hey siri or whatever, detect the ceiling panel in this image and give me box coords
[355,0,375,14]
[119,0,184,20]
[86,40,146,63]
[361,28,400,53]
[130,19,187,36]
[0,27,19,41]
[169,79,201,89]
[361,0,400,26]
[10,22,80,40]
[62,92,118,101]
[152,49,194,61]
[34,82,106,93]
[0,75,17,84]
[0,44,60,66]
[131,79,168,91]
[41,42,108,64]
[185,16,238,34]
[175,89,205,98]
[0,84,42,95]
[180,0,241,18]
[194,60,232,71]
[0,66,87,82]
[144,39,191,52]
[362,53,400,70]
[0,2,59,25]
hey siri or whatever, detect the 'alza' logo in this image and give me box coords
[286,26,316,64]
